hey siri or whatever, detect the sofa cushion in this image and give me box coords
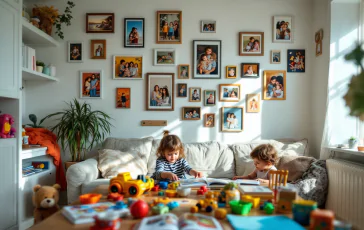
[276,155,315,181]
[98,149,148,179]
[147,139,161,176]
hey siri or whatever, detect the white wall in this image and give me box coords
[24,0,314,159]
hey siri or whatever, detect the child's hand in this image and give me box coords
[165,172,179,181]
[195,171,203,178]
[256,178,269,184]
[232,176,243,180]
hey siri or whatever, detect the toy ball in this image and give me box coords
[167,201,179,210]
[130,200,149,218]
[159,181,168,189]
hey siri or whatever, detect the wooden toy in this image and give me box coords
[214,208,227,220]
[292,200,317,226]
[241,195,260,208]
[151,185,160,192]
[195,194,218,212]
[168,181,180,190]
[165,189,177,197]
[190,206,198,213]
[158,191,165,196]
[79,193,102,204]
[130,200,149,219]
[152,203,169,215]
[264,203,275,214]
[177,187,191,197]
[159,181,168,189]
[107,193,124,202]
[90,212,121,230]
[151,197,171,207]
[167,201,179,210]
[268,170,289,201]
[309,209,334,230]
[229,200,253,215]
[277,186,297,213]
[109,172,154,198]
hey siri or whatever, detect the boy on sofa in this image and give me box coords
[233,144,277,183]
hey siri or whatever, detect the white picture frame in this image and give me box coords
[154,49,176,66]
[112,55,144,80]
[201,20,216,33]
[68,41,84,63]
[271,50,281,64]
[80,70,103,99]
[273,16,293,43]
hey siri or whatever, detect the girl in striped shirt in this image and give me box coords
[152,131,203,181]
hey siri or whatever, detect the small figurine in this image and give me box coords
[90,212,121,230]
[0,114,16,138]
[30,16,40,28]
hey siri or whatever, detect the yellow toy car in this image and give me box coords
[195,192,218,212]
[109,172,154,197]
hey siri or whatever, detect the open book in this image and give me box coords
[138,213,222,230]
[238,185,273,196]
[179,177,259,188]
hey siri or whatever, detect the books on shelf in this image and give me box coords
[22,43,36,71]
[179,177,259,188]
[22,165,44,177]
[237,185,273,196]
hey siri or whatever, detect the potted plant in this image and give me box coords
[42,99,112,169]
[26,114,45,128]
[348,136,357,149]
[36,61,45,73]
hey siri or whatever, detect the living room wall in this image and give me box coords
[24,0,314,158]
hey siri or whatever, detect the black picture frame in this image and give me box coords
[124,18,145,48]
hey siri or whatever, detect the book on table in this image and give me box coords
[179,177,260,188]
[138,213,222,230]
[237,185,273,196]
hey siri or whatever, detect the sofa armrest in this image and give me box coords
[66,157,99,204]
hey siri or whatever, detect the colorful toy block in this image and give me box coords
[158,191,165,196]
[277,186,297,213]
[107,193,124,202]
[151,197,171,207]
[214,208,227,220]
[113,201,128,210]
[264,203,275,214]
[159,181,168,189]
[177,187,191,197]
[241,195,260,209]
[309,209,334,230]
[165,189,177,198]
[168,181,180,190]
[167,201,180,210]
[229,200,253,215]
[292,200,317,226]
[151,185,160,192]
[152,203,169,215]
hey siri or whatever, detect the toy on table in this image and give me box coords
[33,184,61,224]
[159,181,168,189]
[167,201,179,210]
[277,186,297,213]
[214,208,227,220]
[80,194,102,204]
[292,200,317,226]
[268,170,289,201]
[158,191,165,196]
[197,185,208,195]
[109,172,154,198]
[241,195,260,209]
[0,114,16,138]
[151,197,171,207]
[107,193,124,202]
[151,185,160,192]
[264,203,275,214]
[229,200,253,215]
[165,189,177,198]
[177,187,191,197]
[152,203,169,215]
[130,200,149,219]
[195,192,218,213]
[225,189,240,208]
[168,181,180,190]
[113,201,128,210]
[90,212,121,230]
[309,209,334,230]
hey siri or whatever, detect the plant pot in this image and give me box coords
[42,66,50,75]
[65,161,78,171]
[348,139,357,149]
[36,66,43,73]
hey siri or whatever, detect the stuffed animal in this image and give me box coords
[0,114,16,138]
[32,184,61,224]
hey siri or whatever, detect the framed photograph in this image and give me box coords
[113,55,143,80]
[204,113,215,127]
[178,64,190,79]
[204,90,216,106]
[241,63,259,78]
[193,40,222,79]
[226,66,237,79]
[177,83,187,97]
[68,41,83,62]
[90,39,106,59]
[156,11,182,44]
[80,70,102,99]
[154,49,176,66]
[116,88,130,108]
[182,107,201,120]
[273,16,292,43]
[201,20,216,33]
[219,84,240,102]
[189,87,201,102]
[124,18,144,48]
[263,70,286,100]
[246,94,260,113]
[239,32,264,56]
[147,73,174,111]
[316,41,322,57]
[221,107,243,132]
[287,49,305,72]
[86,13,114,33]
[271,50,281,64]
[315,29,323,57]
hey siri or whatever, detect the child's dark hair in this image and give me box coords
[250,144,277,164]
[157,130,185,159]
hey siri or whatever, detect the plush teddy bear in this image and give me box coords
[32,184,61,224]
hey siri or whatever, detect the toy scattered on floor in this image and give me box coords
[79,193,102,204]
[130,200,149,219]
[241,195,260,209]
[167,201,179,210]
[168,181,180,190]
[177,187,191,197]
[90,212,121,230]
[197,185,208,195]
[165,189,177,198]
[0,114,16,138]
[229,200,253,215]
[159,181,168,189]
[195,192,218,212]
[151,185,160,192]
[214,208,227,220]
[277,186,297,213]
[107,193,124,202]
[158,191,165,196]
[152,203,169,215]
[32,184,61,224]
[264,203,275,214]
[292,200,317,226]
[113,201,128,210]
[309,209,334,230]
[109,172,154,198]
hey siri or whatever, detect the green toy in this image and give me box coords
[158,191,165,196]
[264,203,275,214]
[229,200,253,215]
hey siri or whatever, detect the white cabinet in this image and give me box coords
[0,138,18,230]
[0,0,19,99]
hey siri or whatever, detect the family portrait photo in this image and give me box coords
[201,21,216,33]
[68,41,83,62]
[90,39,106,59]
[219,84,240,102]
[226,66,237,79]
[204,90,216,106]
[154,49,176,66]
[193,40,221,79]
[221,107,243,132]
[182,107,201,120]
[263,70,286,100]
[113,55,143,79]
[273,16,292,43]
[124,18,144,48]
[157,11,182,44]
[247,94,260,113]
[147,73,174,111]
[315,29,323,56]
[116,88,130,108]
[239,32,264,56]
[241,63,259,78]
[178,64,190,79]
[80,70,102,99]
[177,83,187,97]
[287,49,305,72]
[271,50,281,64]
[189,87,201,102]
[204,113,215,127]
[86,13,114,33]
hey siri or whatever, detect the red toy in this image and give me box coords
[197,186,208,195]
[130,200,149,218]
[0,114,16,138]
[309,209,334,230]
[79,194,102,204]
[151,185,160,192]
[90,212,121,230]
[107,193,124,202]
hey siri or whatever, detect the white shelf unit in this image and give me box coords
[22,20,60,47]
[22,67,59,82]
[21,146,47,160]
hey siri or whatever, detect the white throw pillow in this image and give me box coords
[98,149,148,179]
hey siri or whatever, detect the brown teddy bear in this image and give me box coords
[32,184,61,224]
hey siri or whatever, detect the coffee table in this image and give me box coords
[29,184,294,230]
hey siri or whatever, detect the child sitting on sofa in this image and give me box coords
[152,130,203,181]
[232,144,277,183]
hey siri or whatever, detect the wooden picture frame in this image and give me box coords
[241,63,260,78]
[156,11,182,44]
[263,70,286,100]
[182,107,201,120]
[113,55,143,80]
[124,18,144,48]
[204,90,216,106]
[90,39,106,59]
[80,70,102,99]
[287,49,305,73]
[86,13,114,33]
[246,94,260,113]
[239,32,264,56]
[273,16,293,43]
[226,66,237,79]
[154,49,176,66]
[219,84,240,102]
[271,50,281,64]
[178,64,190,79]
[221,106,244,132]
[68,41,83,63]
[116,88,130,108]
[193,40,222,79]
[146,73,174,111]
[201,20,216,33]
[189,87,201,102]
[177,83,187,97]
[204,113,215,127]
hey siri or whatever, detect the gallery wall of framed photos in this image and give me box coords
[25,0,314,144]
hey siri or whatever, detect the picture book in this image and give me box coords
[138,213,223,230]
[62,202,129,224]
[226,215,305,230]
[237,185,273,196]
[179,178,259,188]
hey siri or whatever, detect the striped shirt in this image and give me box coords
[152,157,192,180]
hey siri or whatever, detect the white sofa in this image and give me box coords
[66,137,309,203]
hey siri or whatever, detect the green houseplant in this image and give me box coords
[27,114,45,128]
[36,61,45,73]
[42,99,112,166]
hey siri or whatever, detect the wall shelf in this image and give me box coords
[21,146,47,160]
[22,20,60,47]
[22,67,59,82]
